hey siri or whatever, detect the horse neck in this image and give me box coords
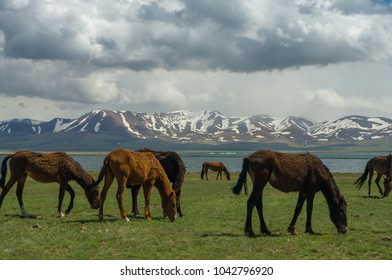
[156,175,173,198]
[74,170,95,190]
[319,170,343,209]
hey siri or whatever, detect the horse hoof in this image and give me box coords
[287,226,296,235]
[56,212,65,218]
[124,217,130,222]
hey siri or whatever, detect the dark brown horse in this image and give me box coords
[94,148,177,222]
[0,151,100,218]
[128,149,186,217]
[232,150,347,237]
[201,161,230,181]
[354,155,392,197]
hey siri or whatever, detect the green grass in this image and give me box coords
[1,172,392,260]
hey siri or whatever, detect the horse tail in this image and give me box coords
[93,156,111,187]
[200,163,206,180]
[354,162,369,190]
[232,158,249,195]
[0,155,11,188]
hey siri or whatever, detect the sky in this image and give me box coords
[1,0,392,122]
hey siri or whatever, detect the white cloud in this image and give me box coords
[1,0,392,121]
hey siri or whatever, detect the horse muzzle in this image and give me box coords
[338,226,347,234]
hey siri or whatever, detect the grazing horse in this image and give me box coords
[354,155,392,197]
[0,151,100,218]
[94,148,177,222]
[128,149,186,217]
[201,161,230,181]
[232,150,347,237]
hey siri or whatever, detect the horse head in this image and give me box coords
[162,191,177,222]
[383,177,392,197]
[226,172,231,181]
[330,196,347,234]
[86,181,100,209]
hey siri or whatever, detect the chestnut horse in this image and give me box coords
[0,151,100,218]
[232,150,347,237]
[201,161,230,181]
[94,148,177,222]
[354,155,392,197]
[128,149,186,217]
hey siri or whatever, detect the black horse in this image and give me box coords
[128,149,186,217]
[232,150,347,237]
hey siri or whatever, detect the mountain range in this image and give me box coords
[1,110,392,151]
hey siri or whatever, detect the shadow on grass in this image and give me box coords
[351,195,385,199]
[64,214,169,224]
[200,231,327,238]
[5,214,42,219]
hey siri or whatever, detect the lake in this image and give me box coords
[0,151,383,173]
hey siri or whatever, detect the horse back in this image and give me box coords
[107,148,168,185]
[10,151,79,183]
[248,150,319,193]
[369,156,390,174]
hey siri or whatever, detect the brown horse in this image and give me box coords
[232,150,347,237]
[0,151,100,218]
[94,148,177,222]
[354,155,392,197]
[201,161,230,181]
[128,149,186,217]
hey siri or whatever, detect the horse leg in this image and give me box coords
[64,184,75,215]
[0,174,20,213]
[176,190,183,217]
[375,174,384,196]
[304,193,316,234]
[142,184,153,220]
[205,168,209,181]
[216,171,220,180]
[254,192,271,236]
[245,178,268,237]
[115,177,128,221]
[15,174,31,218]
[131,185,141,216]
[56,182,67,218]
[367,170,374,196]
[288,192,306,235]
[98,172,114,222]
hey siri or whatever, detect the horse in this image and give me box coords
[128,149,186,217]
[200,161,231,181]
[354,154,392,197]
[94,148,177,222]
[0,150,100,218]
[232,150,347,237]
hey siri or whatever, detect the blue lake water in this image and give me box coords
[0,151,383,173]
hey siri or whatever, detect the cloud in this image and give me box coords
[1,0,392,121]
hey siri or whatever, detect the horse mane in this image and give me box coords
[155,150,186,192]
[73,163,95,189]
[314,157,344,203]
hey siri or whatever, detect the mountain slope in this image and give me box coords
[1,110,392,150]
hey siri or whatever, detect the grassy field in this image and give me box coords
[0,172,392,260]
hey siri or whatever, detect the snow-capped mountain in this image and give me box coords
[1,110,392,149]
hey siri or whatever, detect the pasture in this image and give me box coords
[0,172,392,259]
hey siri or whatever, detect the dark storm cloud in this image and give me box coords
[0,0,385,73]
[1,0,392,120]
